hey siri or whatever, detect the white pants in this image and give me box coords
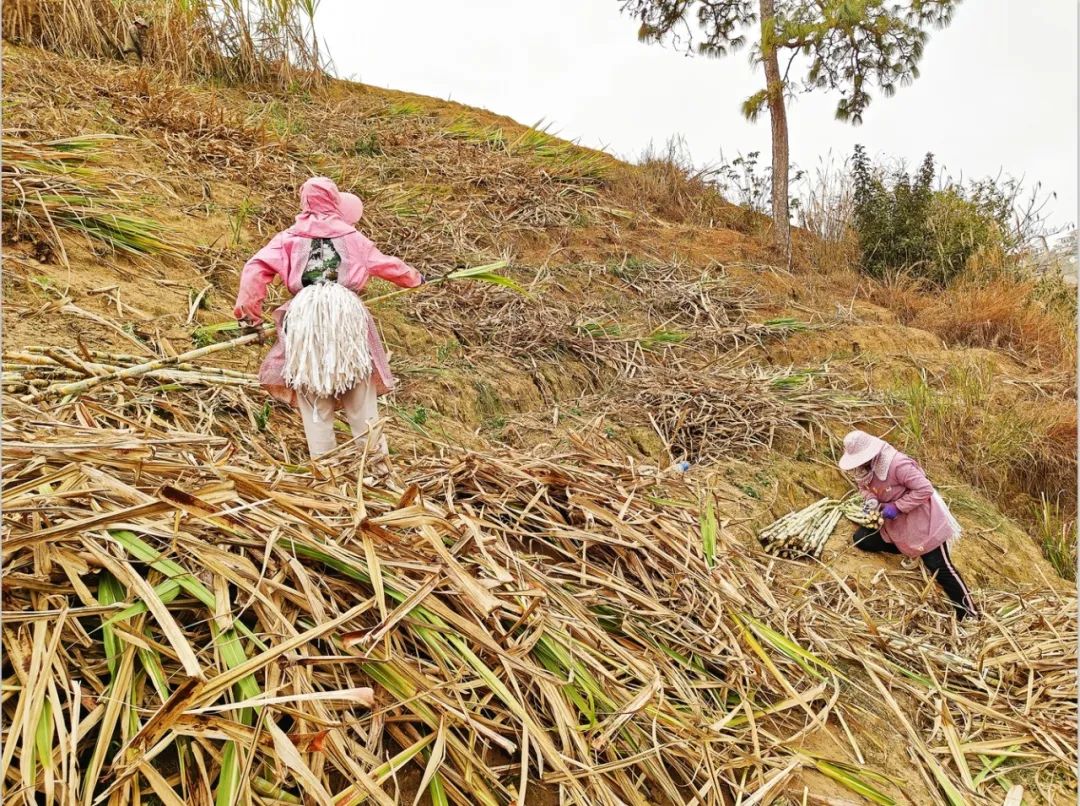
[296,376,388,461]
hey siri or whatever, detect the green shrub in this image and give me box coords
[850,145,1009,285]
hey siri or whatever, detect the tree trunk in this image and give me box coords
[759,0,791,255]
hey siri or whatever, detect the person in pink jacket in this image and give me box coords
[838,430,978,621]
[233,177,423,468]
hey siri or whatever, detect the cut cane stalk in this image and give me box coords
[23,330,268,402]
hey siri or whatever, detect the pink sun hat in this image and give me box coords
[837,430,887,471]
[337,192,363,225]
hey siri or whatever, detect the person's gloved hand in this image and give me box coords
[234,303,261,324]
[881,503,899,520]
[234,306,266,343]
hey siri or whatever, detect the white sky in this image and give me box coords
[316,0,1078,231]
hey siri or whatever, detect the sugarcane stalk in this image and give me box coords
[810,507,843,557]
[83,352,254,378]
[762,499,828,542]
[23,328,269,402]
[840,495,883,529]
[189,260,519,344]
[762,494,884,560]
[44,347,100,375]
[3,364,75,373]
[144,370,257,386]
[5,352,59,367]
[8,356,257,386]
[362,260,516,306]
[27,349,257,381]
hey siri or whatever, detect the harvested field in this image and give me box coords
[1,367,1076,805]
[1,34,1076,806]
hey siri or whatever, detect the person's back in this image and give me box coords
[234,177,423,471]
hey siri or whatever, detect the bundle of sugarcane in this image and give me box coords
[758,498,843,559]
[759,495,882,559]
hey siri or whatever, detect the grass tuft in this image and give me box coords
[445,117,610,182]
[2,0,327,89]
[2,134,189,261]
[1033,494,1077,581]
[609,136,739,226]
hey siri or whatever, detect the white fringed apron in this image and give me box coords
[282,281,373,411]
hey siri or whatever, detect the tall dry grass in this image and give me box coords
[867,270,1077,369]
[2,0,327,88]
[610,136,744,227]
[796,154,860,271]
[894,361,1076,575]
[918,278,1076,368]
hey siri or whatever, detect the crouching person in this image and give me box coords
[838,430,978,621]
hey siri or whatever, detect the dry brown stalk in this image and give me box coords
[19,329,267,401]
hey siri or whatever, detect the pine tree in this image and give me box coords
[619,0,961,255]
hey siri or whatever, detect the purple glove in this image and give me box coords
[881,503,899,520]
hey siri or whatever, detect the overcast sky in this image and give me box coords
[316,1,1077,231]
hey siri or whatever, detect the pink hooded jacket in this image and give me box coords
[857,452,957,557]
[233,178,422,407]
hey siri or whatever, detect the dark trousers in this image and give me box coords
[853,526,978,620]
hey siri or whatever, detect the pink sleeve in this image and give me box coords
[234,234,285,320]
[893,460,934,513]
[364,241,423,289]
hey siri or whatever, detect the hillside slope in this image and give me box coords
[2,45,1075,805]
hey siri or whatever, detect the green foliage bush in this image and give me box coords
[850,145,1012,285]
